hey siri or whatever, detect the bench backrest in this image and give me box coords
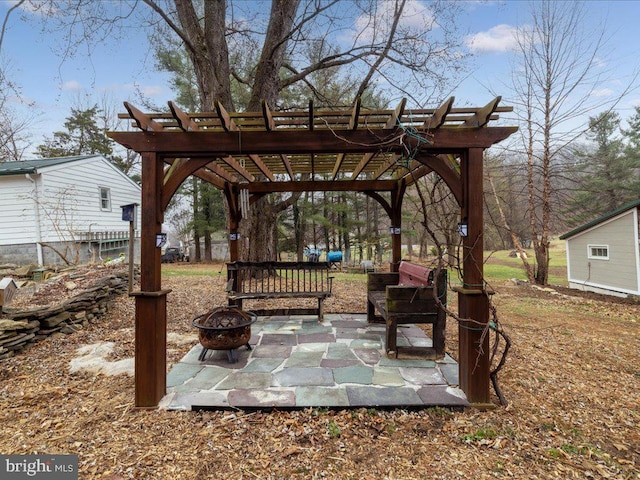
[397,261,447,303]
[398,261,434,286]
[227,261,332,294]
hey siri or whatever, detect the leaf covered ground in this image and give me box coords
[0,263,638,479]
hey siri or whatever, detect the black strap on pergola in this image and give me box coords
[109,96,517,408]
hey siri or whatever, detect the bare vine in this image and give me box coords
[409,164,512,406]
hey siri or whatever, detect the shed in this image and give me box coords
[0,155,141,266]
[559,199,640,297]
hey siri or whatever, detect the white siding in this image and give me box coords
[37,156,141,242]
[0,174,39,245]
[0,156,141,246]
[566,209,640,295]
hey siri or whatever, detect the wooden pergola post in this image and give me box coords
[131,152,169,408]
[389,183,405,272]
[457,148,491,406]
[225,185,241,263]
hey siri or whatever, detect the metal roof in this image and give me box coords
[0,155,97,176]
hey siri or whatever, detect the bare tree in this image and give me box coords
[509,0,636,285]
[485,155,534,282]
[11,0,467,260]
[0,84,34,161]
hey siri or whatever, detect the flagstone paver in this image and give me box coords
[333,365,374,385]
[273,367,334,387]
[295,386,350,407]
[284,351,325,367]
[162,314,468,410]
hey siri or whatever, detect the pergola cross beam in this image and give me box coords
[349,98,407,180]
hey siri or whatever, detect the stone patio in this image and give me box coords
[160,314,467,410]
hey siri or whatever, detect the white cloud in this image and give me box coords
[113,83,165,98]
[590,88,614,98]
[351,0,436,44]
[465,24,520,53]
[593,57,607,68]
[138,85,164,97]
[61,80,83,92]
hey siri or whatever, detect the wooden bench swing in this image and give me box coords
[226,261,333,320]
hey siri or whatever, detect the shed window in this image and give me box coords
[99,187,111,211]
[587,244,609,260]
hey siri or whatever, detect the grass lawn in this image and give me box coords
[162,242,570,287]
[483,241,568,286]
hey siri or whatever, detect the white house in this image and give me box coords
[0,155,141,266]
[559,199,640,298]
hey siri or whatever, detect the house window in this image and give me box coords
[587,244,609,260]
[99,187,111,211]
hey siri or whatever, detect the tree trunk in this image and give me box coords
[248,0,300,110]
[203,232,212,262]
[244,192,302,262]
[535,242,549,285]
[192,177,201,262]
[341,193,351,264]
[323,194,330,253]
[294,199,305,261]
[487,162,535,282]
[373,202,382,264]
[173,0,232,110]
[246,197,278,262]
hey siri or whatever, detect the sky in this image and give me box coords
[1,0,639,159]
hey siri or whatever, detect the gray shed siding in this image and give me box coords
[565,209,640,295]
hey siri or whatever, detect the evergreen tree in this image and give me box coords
[621,106,640,196]
[567,111,639,225]
[36,106,113,158]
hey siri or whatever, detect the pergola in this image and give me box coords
[108,96,517,408]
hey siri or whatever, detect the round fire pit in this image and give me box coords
[192,307,257,363]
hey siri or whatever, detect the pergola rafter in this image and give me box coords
[110,96,517,409]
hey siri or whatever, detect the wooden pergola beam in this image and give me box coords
[463,96,502,128]
[372,153,401,179]
[206,161,238,183]
[349,98,407,179]
[423,96,454,129]
[163,158,188,185]
[246,179,397,193]
[215,100,275,181]
[219,156,255,182]
[330,98,361,180]
[215,100,239,132]
[169,101,200,131]
[161,158,227,211]
[279,154,294,179]
[261,100,276,131]
[108,127,517,156]
[401,164,432,186]
[124,102,163,132]
[248,154,276,181]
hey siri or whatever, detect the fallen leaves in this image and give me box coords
[0,263,638,479]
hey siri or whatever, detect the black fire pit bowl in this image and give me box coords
[192,307,257,363]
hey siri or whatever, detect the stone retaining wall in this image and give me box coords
[0,273,128,360]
